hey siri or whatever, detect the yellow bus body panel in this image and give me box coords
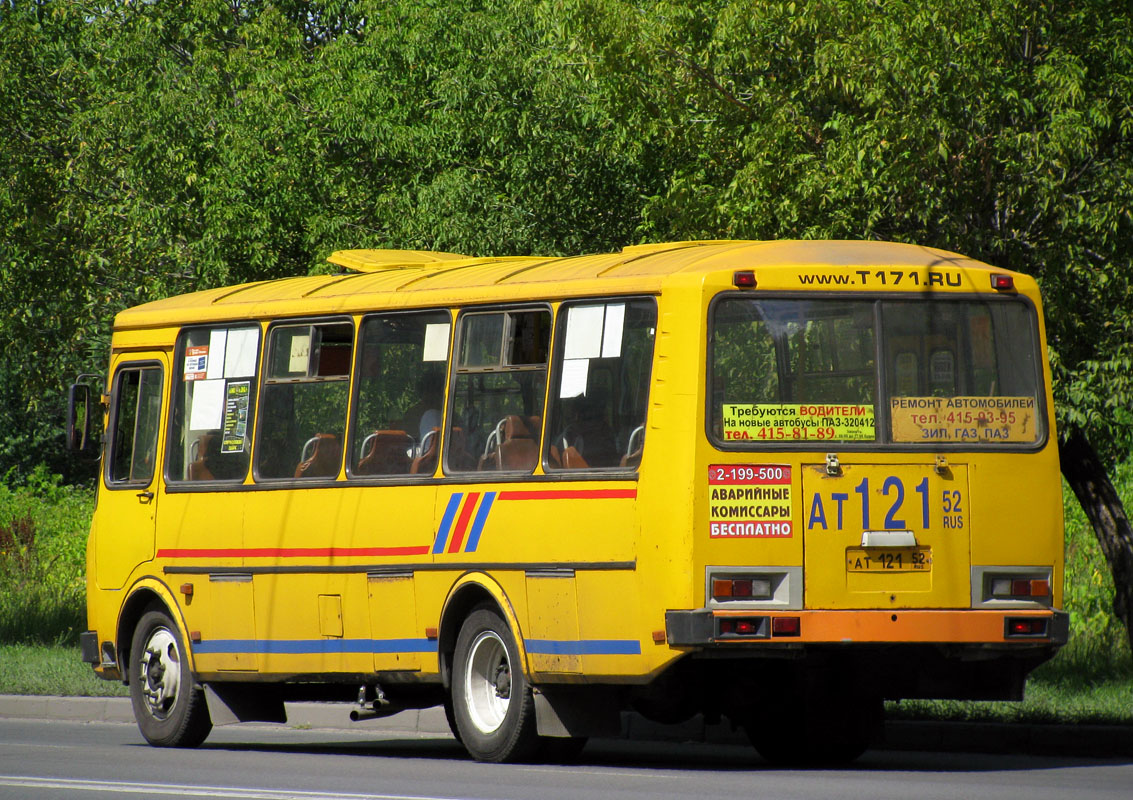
[85,241,1064,694]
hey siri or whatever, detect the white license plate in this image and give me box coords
[846,547,932,572]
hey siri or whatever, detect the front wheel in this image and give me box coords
[451,607,538,762]
[128,608,212,747]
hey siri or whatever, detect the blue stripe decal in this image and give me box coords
[525,639,642,656]
[194,639,438,655]
[432,493,462,554]
[464,491,496,553]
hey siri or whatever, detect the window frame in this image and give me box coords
[345,307,453,482]
[104,361,165,490]
[445,303,553,476]
[542,295,658,475]
[705,291,1049,453]
[253,315,356,484]
[164,321,264,488]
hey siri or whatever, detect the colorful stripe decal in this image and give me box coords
[431,487,635,554]
[156,546,430,559]
[464,492,496,552]
[194,638,438,655]
[447,491,481,554]
[159,487,636,562]
[525,639,641,656]
[432,492,463,554]
[192,637,639,657]
[498,489,637,501]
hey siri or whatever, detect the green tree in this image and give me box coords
[555,0,1133,649]
[3,0,1130,650]
[0,0,657,483]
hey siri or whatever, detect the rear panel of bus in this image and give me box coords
[671,260,1065,700]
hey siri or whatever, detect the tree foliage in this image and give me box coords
[554,0,1133,453]
[0,0,658,482]
[1,0,1131,641]
[550,0,1133,646]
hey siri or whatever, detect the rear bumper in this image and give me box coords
[666,608,1069,647]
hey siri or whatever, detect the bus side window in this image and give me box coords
[166,326,261,483]
[256,320,352,480]
[350,311,451,477]
[545,298,656,471]
[108,366,164,485]
[449,308,550,474]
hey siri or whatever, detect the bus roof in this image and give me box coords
[113,240,1015,330]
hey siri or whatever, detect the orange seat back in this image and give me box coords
[356,430,413,475]
[295,433,341,479]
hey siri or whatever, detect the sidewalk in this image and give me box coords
[2,694,1131,758]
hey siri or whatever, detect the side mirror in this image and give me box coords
[67,383,96,454]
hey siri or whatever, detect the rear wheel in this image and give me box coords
[451,607,538,762]
[443,694,462,744]
[128,609,212,748]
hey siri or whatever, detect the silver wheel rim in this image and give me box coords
[139,627,181,720]
[463,630,511,734]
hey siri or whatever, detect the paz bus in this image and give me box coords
[70,240,1067,764]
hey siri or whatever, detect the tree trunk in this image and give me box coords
[1058,428,1133,655]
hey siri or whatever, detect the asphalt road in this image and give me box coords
[1,717,1131,800]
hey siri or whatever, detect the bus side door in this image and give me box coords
[96,354,168,590]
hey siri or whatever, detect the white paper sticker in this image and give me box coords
[188,379,226,431]
[564,306,604,359]
[225,328,260,378]
[601,303,625,358]
[206,330,228,380]
[560,358,590,399]
[423,323,450,362]
[184,347,208,381]
[289,334,311,374]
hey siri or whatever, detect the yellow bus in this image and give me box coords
[70,240,1067,764]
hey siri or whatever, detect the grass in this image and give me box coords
[0,461,1131,727]
[0,644,127,697]
[0,466,92,645]
[888,678,1133,726]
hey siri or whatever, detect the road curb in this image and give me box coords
[2,695,1131,757]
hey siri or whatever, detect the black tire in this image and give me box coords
[451,606,539,762]
[128,608,212,747]
[443,694,463,744]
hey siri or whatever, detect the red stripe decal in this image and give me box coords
[447,492,480,553]
[156,546,431,559]
[497,489,637,500]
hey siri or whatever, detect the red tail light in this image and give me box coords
[1005,618,1047,637]
[771,616,800,637]
[716,616,769,639]
[1011,579,1033,596]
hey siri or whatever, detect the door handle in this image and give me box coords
[136,490,154,503]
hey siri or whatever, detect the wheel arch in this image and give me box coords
[437,572,528,689]
[116,577,192,683]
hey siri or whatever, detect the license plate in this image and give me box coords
[846,547,932,572]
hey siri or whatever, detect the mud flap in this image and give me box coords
[533,687,622,738]
[204,683,287,725]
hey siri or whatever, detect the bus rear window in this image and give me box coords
[709,296,1043,447]
[711,299,877,444]
[882,300,1041,444]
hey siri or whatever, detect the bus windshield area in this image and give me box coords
[710,296,1043,446]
